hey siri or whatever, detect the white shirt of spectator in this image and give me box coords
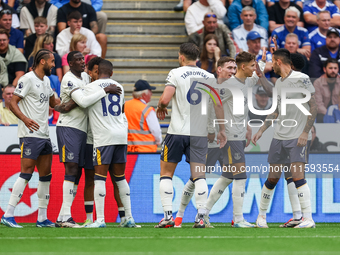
[232,24,268,51]
[20,4,58,33]
[185,0,227,35]
[14,71,54,139]
[273,70,315,141]
[56,27,102,58]
[57,71,90,133]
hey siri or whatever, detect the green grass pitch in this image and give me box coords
[1,223,340,255]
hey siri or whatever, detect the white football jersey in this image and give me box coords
[165,66,215,137]
[57,71,90,132]
[14,71,54,139]
[274,70,315,140]
[86,78,127,147]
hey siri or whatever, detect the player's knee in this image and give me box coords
[65,162,79,176]
[96,33,107,43]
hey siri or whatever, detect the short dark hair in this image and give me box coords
[217,56,235,68]
[290,53,305,71]
[324,58,338,68]
[0,9,12,19]
[32,49,53,70]
[98,60,113,76]
[67,11,82,22]
[67,51,81,65]
[235,51,256,66]
[273,48,291,65]
[34,16,47,25]
[88,57,103,71]
[179,42,200,61]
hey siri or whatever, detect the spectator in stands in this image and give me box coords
[267,0,302,8]
[61,33,89,74]
[313,58,340,122]
[303,0,340,33]
[0,29,26,86]
[270,7,310,57]
[309,11,331,52]
[248,86,272,123]
[310,125,328,152]
[188,12,235,57]
[267,0,304,33]
[56,11,101,59]
[228,0,268,31]
[196,34,220,75]
[125,79,162,153]
[283,33,309,73]
[0,0,19,29]
[24,16,48,60]
[0,9,23,53]
[185,0,226,35]
[309,28,340,78]
[56,0,107,58]
[0,84,17,125]
[232,7,267,52]
[27,34,62,82]
[20,0,58,37]
[324,90,340,123]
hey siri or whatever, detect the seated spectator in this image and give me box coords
[303,0,340,33]
[56,0,107,58]
[125,79,162,153]
[232,6,267,52]
[0,9,23,53]
[309,11,331,52]
[228,0,268,31]
[246,31,272,79]
[61,33,89,74]
[0,29,26,86]
[248,85,273,123]
[196,34,221,75]
[185,0,226,35]
[267,0,302,8]
[284,33,309,74]
[56,11,101,59]
[270,7,310,57]
[310,125,328,152]
[188,12,235,57]
[0,84,17,125]
[20,0,58,37]
[0,0,19,28]
[24,16,48,60]
[313,58,340,122]
[27,34,62,81]
[267,0,304,33]
[309,28,340,78]
[324,90,340,123]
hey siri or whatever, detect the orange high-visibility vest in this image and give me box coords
[125,98,158,152]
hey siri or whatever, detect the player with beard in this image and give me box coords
[1,49,58,228]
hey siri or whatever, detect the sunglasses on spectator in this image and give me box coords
[205,14,217,18]
[0,9,12,15]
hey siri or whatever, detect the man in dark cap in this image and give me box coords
[124,79,162,153]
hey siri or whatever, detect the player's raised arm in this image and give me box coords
[156,86,175,120]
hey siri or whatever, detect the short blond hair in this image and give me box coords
[70,33,87,52]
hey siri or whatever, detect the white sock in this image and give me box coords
[232,179,246,223]
[206,176,233,211]
[61,180,74,222]
[176,179,195,218]
[287,181,302,219]
[94,180,106,222]
[159,178,173,213]
[37,181,50,222]
[115,179,132,218]
[73,185,78,200]
[5,177,28,217]
[297,183,312,219]
[194,179,208,213]
[259,184,274,216]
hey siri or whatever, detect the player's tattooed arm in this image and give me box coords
[258,76,273,97]
[89,21,99,34]
[54,99,78,113]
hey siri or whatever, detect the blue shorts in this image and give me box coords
[93,145,127,166]
[84,144,94,170]
[222,141,246,165]
[20,137,52,160]
[57,126,87,166]
[206,147,223,168]
[268,138,311,164]
[160,134,207,164]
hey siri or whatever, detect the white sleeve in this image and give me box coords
[56,32,69,58]
[19,7,30,30]
[11,14,20,29]
[71,86,106,108]
[300,76,315,94]
[88,31,102,57]
[165,70,177,88]
[145,110,162,145]
[207,0,227,18]
[14,76,30,98]
[184,8,199,35]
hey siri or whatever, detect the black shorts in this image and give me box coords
[20,137,52,160]
[160,134,207,164]
[84,144,94,170]
[93,145,127,166]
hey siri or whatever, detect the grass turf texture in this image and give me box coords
[1,223,340,255]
